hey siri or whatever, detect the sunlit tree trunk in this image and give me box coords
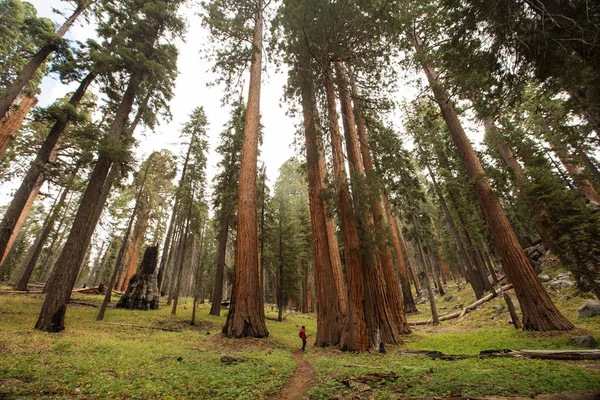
[0,94,38,157]
[222,2,268,338]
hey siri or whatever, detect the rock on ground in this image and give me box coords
[577,300,600,319]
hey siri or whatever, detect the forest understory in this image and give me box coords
[1,258,599,400]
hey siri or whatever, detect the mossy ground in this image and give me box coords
[0,280,598,399]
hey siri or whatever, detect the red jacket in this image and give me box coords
[299,328,307,339]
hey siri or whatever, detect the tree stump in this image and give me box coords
[116,246,159,310]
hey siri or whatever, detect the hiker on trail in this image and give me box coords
[299,326,307,351]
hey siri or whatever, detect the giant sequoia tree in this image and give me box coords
[203,0,269,338]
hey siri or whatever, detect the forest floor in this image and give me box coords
[1,264,599,399]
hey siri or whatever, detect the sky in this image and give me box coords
[2,0,299,207]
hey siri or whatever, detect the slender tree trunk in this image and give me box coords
[277,217,284,321]
[412,215,438,324]
[576,146,600,184]
[14,170,77,290]
[37,197,73,283]
[172,205,193,316]
[299,61,345,346]
[92,240,113,286]
[36,69,143,332]
[324,71,368,352]
[158,197,178,292]
[210,213,230,316]
[0,72,96,269]
[395,217,421,296]
[414,36,574,331]
[382,194,418,313]
[222,2,268,338]
[0,2,90,119]
[553,144,600,206]
[301,259,308,313]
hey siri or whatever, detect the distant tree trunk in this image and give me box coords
[157,197,178,293]
[395,217,421,296]
[37,198,73,283]
[412,216,438,325]
[172,207,193,316]
[0,2,90,119]
[349,69,410,336]
[414,36,574,331]
[299,61,345,346]
[0,94,38,157]
[575,146,600,184]
[0,72,95,270]
[324,70,368,352]
[14,171,76,290]
[301,259,308,313]
[36,69,143,332]
[222,1,269,339]
[382,194,418,313]
[92,240,113,286]
[210,213,230,316]
[277,217,284,322]
[96,163,148,321]
[552,144,600,207]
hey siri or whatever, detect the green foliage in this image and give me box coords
[269,158,311,304]
[0,0,53,94]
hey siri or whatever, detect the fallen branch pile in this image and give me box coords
[410,283,513,326]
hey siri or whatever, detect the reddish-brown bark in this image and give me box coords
[299,61,345,346]
[324,71,369,352]
[222,3,268,338]
[0,94,37,157]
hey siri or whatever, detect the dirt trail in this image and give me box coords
[269,351,315,400]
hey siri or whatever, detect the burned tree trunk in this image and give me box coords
[116,246,159,310]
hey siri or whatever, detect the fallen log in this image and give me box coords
[410,284,513,326]
[398,349,600,361]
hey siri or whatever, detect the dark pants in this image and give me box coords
[301,338,306,351]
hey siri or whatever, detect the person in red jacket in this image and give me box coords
[299,326,307,351]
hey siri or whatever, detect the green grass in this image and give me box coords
[1,281,599,400]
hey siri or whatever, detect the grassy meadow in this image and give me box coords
[0,280,599,399]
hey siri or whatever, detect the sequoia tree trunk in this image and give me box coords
[222,2,269,338]
[336,62,405,344]
[299,60,345,346]
[0,94,38,157]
